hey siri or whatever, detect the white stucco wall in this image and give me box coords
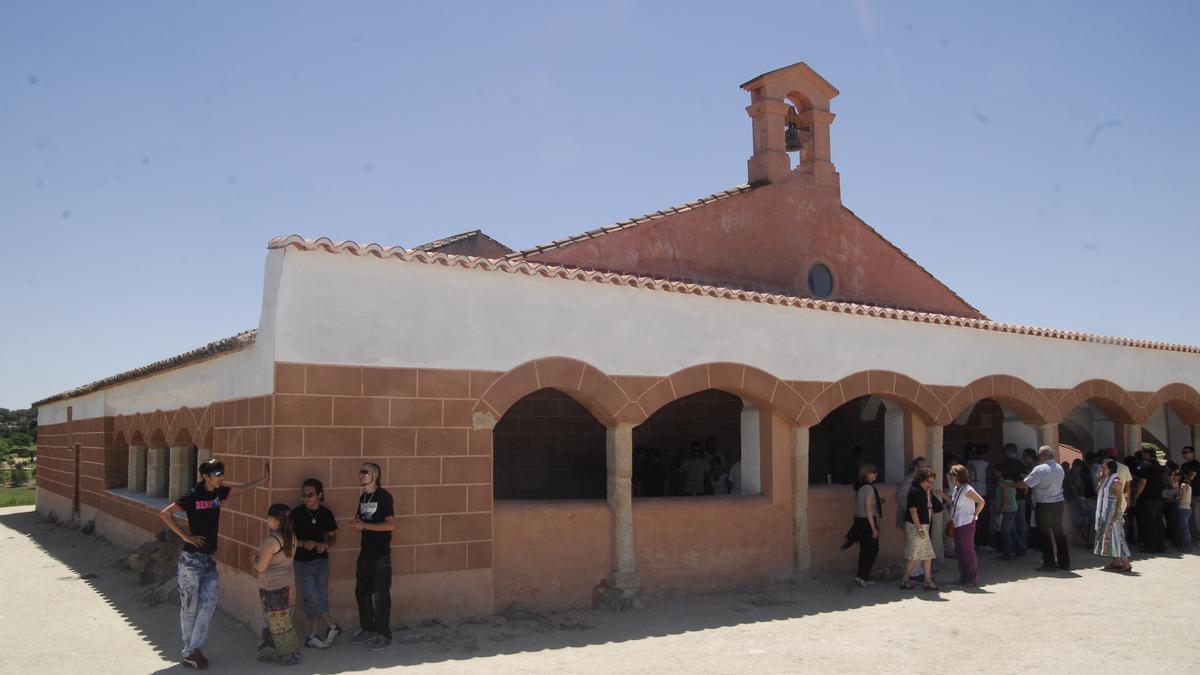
[271,248,1200,393]
[37,249,283,425]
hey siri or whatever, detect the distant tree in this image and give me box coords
[10,466,28,487]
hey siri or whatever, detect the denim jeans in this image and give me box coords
[294,558,331,619]
[178,551,219,656]
[1014,499,1028,551]
[999,511,1024,556]
[355,555,392,639]
[1171,509,1193,550]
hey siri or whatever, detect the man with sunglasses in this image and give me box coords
[349,462,395,651]
[160,458,269,670]
[290,478,340,649]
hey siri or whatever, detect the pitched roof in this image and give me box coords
[841,205,984,318]
[268,236,1200,355]
[415,230,513,254]
[32,331,258,407]
[504,185,756,261]
[504,184,983,318]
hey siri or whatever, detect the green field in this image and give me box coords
[0,482,36,507]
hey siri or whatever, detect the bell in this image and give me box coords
[785,123,803,152]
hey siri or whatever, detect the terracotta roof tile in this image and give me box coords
[268,236,1200,356]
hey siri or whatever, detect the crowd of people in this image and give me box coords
[632,437,743,497]
[150,441,1197,668]
[843,443,1199,589]
[159,459,397,669]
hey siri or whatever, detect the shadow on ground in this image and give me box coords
[3,507,1184,674]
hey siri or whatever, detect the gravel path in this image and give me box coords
[4,505,1196,674]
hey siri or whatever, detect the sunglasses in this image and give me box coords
[358,469,373,475]
[210,470,224,477]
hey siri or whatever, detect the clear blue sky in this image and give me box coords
[2,1,1198,410]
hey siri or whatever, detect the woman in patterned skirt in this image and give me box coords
[1094,459,1132,573]
[254,503,302,665]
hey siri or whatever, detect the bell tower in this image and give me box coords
[741,62,840,193]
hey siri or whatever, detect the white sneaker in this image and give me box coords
[306,634,329,649]
[324,624,341,645]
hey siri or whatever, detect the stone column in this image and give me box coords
[196,447,213,466]
[792,426,811,579]
[927,426,946,558]
[745,98,792,184]
[604,423,640,608]
[739,402,762,495]
[168,446,194,501]
[1124,424,1143,457]
[127,445,147,492]
[1037,424,1060,458]
[146,447,169,498]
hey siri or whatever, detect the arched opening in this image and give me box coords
[632,389,748,497]
[492,388,606,500]
[111,431,130,490]
[810,395,894,485]
[1057,399,1128,456]
[1142,399,1198,463]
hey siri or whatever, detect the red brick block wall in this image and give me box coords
[271,363,494,583]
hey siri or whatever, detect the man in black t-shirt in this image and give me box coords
[1180,446,1199,540]
[1134,454,1166,553]
[290,478,340,649]
[349,462,395,651]
[160,458,269,670]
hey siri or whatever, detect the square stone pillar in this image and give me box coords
[604,424,641,608]
[1037,424,1060,458]
[197,447,213,466]
[168,446,195,501]
[127,445,147,492]
[792,426,811,579]
[1124,424,1143,458]
[738,402,762,495]
[926,426,945,558]
[146,447,170,498]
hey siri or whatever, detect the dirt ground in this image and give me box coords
[3,504,1197,674]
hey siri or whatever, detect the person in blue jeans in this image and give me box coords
[290,478,340,649]
[160,458,269,670]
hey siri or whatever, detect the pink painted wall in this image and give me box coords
[524,181,981,318]
[493,500,612,610]
[632,496,793,595]
[807,483,906,575]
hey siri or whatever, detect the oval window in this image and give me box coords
[808,264,833,299]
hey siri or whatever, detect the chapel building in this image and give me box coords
[34,63,1200,623]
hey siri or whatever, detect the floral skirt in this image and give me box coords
[904,523,936,561]
[258,586,302,665]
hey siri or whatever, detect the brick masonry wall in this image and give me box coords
[36,360,1200,616]
[272,363,495,582]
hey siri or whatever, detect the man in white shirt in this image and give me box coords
[1017,447,1070,572]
